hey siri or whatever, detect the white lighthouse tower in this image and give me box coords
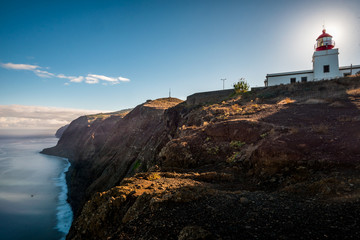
[313,29,342,80]
[265,29,360,87]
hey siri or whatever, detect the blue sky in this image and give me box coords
[0,0,359,132]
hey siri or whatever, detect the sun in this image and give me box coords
[323,23,345,49]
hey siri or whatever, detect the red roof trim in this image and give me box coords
[316,29,332,40]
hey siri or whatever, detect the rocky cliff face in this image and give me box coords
[55,124,69,138]
[42,98,182,215]
[45,77,360,239]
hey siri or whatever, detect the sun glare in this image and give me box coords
[272,1,358,71]
[323,22,345,49]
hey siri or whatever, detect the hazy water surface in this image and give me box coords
[0,136,72,240]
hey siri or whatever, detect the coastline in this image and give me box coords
[53,158,73,240]
[0,136,65,240]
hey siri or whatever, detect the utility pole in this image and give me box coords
[169,88,171,98]
[220,78,226,90]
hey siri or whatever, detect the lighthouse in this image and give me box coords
[265,29,360,87]
[312,29,342,80]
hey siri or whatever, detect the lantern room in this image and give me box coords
[315,29,335,51]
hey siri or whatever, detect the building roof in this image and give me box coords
[266,65,360,78]
[339,65,360,70]
[266,69,313,78]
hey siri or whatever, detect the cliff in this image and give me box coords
[55,124,69,138]
[45,77,360,239]
[42,99,182,215]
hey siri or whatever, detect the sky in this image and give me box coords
[0,0,359,134]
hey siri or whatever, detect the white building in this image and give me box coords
[265,29,360,87]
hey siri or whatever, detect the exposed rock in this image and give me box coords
[55,124,69,138]
[67,172,360,240]
[42,77,360,239]
[239,197,249,204]
[42,98,182,215]
[178,226,214,240]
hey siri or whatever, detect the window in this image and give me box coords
[301,77,307,82]
[324,65,330,73]
[290,78,296,84]
[317,38,324,48]
[323,37,332,46]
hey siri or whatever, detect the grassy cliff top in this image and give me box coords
[143,97,183,109]
[86,108,133,121]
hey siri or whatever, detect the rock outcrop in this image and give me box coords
[55,124,69,138]
[68,172,360,240]
[44,77,360,239]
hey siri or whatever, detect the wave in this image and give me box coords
[54,158,73,240]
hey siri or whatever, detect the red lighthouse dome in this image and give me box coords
[315,29,335,51]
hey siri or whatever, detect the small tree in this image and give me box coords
[233,78,250,93]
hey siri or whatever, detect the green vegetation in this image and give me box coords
[227,152,242,163]
[132,159,141,171]
[207,146,220,155]
[260,132,269,138]
[230,140,246,150]
[233,78,250,94]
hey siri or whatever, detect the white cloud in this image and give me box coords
[0,117,69,129]
[118,76,130,82]
[1,62,53,78]
[1,62,130,85]
[87,74,131,84]
[57,74,68,79]
[85,76,99,84]
[0,62,39,70]
[0,105,108,134]
[34,69,55,78]
[87,74,118,82]
[57,74,83,83]
[69,76,84,83]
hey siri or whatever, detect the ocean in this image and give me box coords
[0,136,73,240]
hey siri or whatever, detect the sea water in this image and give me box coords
[0,136,73,240]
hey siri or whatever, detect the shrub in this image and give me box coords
[233,78,250,94]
